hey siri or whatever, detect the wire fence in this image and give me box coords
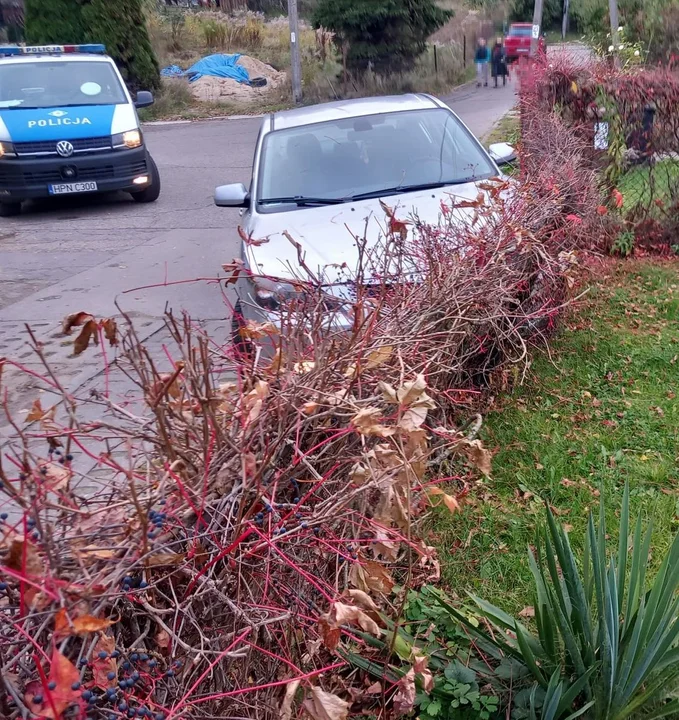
[524,59,679,250]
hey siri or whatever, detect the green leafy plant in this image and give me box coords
[611,229,635,256]
[436,482,679,720]
[590,26,645,68]
[418,661,500,719]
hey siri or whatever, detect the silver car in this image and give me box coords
[214,94,515,350]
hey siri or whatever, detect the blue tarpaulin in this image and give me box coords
[160,64,184,78]
[161,54,251,85]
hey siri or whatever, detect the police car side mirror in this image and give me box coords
[135,91,154,109]
[215,183,250,208]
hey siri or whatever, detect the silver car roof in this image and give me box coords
[269,93,447,131]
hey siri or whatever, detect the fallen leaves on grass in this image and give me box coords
[427,487,461,514]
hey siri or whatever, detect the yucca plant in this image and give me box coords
[436,482,679,720]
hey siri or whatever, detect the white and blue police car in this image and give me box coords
[0,44,161,216]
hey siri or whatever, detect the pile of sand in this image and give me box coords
[190,55,286,105]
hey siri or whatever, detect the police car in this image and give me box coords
[0,44,161,216]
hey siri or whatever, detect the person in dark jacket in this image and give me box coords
[475,38,490,87]
[491,38,508,87]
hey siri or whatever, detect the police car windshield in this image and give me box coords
[0,60,127,109]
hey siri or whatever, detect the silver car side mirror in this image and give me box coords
[214,183,250,208]
[488,142,517,166]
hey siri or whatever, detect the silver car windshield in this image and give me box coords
[256,107,496,211]
[0,60,127,109]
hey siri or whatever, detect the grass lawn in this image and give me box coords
[618,159,679,213]
[432,259,679,613]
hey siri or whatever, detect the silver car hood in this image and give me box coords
[244,181,486,284]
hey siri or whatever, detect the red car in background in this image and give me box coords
[504,22,546,62]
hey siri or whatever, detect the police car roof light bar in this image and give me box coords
[0,44,107,57]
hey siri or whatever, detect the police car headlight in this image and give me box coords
[112,130,142,149]
[0,141,16,158]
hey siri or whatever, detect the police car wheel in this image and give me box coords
[0,202,21,217]
[131,155,161,203]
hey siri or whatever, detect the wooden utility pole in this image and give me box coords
[530,0,544,56]
[288,0,302,104]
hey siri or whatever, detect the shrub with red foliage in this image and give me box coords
[522,55,679,252]
[0,89,599,720]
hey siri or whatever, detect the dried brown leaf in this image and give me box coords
[146,552,185,567]
[73,318,99,356]
[378,381,398,403]
[243,380,269,424]
[6,539,42,576]
[155,628,171,651]
[396,374,427,406]
[280,679,301,720]
[54,608,115,637]
[62,311,93,335]
[345,589,379,613]
[365,345,393,369]
[393,668,417,715]
[321,601,381,638]
[241,320,280,340]
[456,438,492,476]
[399,392,436,432]
[102,318,118,346]
[26,398,46,422]
[412,653,434,693]
[351,407,395,437]
[36,460,72,492]
[349,559,394,594]
[222,257,245,284]
[428,487,461,514]
[302,687,350,720]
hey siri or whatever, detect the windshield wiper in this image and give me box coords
[258,195,345,207]
[350,179,480,202]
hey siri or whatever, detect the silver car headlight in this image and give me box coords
[252,277,346,314]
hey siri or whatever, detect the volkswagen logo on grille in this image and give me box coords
[56,140,74,158]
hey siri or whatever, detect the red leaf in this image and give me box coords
[565,214,582,224]
[91,635,117,688]
[613,189,624,209]
[25,648,82,719]
[597,205,608,216]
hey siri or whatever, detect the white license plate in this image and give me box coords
[48,181,98,195]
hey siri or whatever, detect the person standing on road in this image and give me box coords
[491,38,508,87]
[475,38,490,87]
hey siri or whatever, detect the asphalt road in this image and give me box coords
[0,78,519,420]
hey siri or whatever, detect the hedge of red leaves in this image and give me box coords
[523,56,679,252]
